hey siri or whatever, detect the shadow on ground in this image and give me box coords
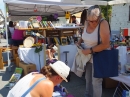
[0,64,16,97]
[61,72,115,97]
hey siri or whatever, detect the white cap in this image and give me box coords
[50,61,70,82]
[52,45,58,52]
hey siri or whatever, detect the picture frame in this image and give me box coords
[61,37,68,45]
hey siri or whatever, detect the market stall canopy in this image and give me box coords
[4,0,90,16]
[4,0,82,5]
[81,0,130,5]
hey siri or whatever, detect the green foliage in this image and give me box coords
[35,45,43,53]
[100,5,112,21]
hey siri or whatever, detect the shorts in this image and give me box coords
[8,39,13,45]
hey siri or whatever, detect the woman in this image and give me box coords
[80,9,87,25]
[7,61,70,97]
[77,5,110,97]
[12,26,26,47]
[8,21,15,46]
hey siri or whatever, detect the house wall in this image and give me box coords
[110,3,130,32]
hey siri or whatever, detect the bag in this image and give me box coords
[93,19,119,78]
[4,27,11,39]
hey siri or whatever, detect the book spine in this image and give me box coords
[42,21,47,28]
[54,37,59,45]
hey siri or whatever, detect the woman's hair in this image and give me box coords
[40,65,58,77]
[80,9,87,25]
[87,5,101,20]
[9,21,14,27]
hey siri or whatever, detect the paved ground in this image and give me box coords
[0,39,116,97]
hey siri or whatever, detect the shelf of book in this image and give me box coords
[45,28,79,37]
[18,27,54,30]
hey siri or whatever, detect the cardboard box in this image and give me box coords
[19,62,36,75]
[103,78,118,88]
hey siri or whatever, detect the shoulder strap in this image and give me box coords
[97,19,111,45]
[21,77,46,97]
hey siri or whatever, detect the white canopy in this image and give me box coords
[4,0,130,17]
[4,0,130,5]
[4,0,82,5]
[4,0,91,16]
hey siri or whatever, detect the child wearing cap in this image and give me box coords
[46,44,58,61]
[7,61,70,97]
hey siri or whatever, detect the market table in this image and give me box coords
[18,45,77,71]
[18,47,45,72]
[110,74,130,97]
[110,74,130,87]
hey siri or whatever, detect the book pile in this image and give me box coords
[5,68,23,89]
[41,21,55,28]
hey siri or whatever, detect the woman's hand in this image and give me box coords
[82,49,91,55]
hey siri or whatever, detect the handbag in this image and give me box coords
[93,19,119,78]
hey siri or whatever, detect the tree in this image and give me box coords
[100,5,112,21]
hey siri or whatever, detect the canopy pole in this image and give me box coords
[4,3,11,71]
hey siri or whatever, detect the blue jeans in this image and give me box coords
[84,62,103,97]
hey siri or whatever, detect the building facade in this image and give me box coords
[110,3,130,32]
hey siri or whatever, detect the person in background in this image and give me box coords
[79,9,88,35]
[80,9,87,26]
[8,21,15,46]
[69,15,79,25]
[7,61,70,97]
[13,22,17,27]
[77,5,110,97]
[1,32,3,38]
[12,26,26,47]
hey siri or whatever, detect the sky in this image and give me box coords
[0,0,5,15]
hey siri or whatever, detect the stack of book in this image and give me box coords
[41,21,55,28]
[5,68,23,89]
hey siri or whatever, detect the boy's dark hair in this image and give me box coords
[9,21,14,27]
[72,15,76,19]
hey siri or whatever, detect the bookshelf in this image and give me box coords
[17,19,84,45]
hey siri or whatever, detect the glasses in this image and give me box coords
[86,17,99,23]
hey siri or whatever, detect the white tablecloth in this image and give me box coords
[59,45,77,68]
[18,48,45,72]
[110,74,130,87]
[18,45,77,71]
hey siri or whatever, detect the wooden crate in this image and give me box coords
[19,62,36,75]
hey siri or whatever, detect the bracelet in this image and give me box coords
[90,47,94,54]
